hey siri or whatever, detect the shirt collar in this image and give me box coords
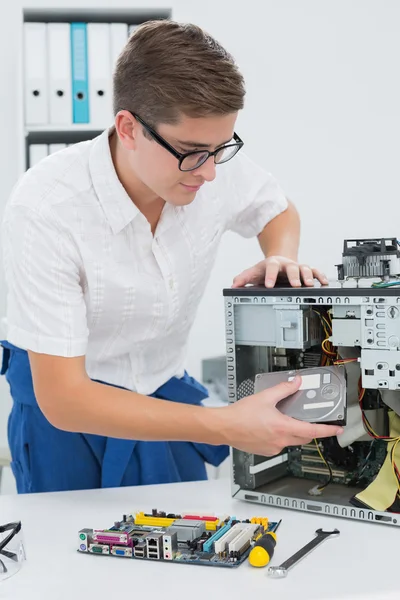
[89,127,140,235]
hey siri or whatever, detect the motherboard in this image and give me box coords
[78,508,278,568]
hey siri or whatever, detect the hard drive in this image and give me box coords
[253,366,347,426]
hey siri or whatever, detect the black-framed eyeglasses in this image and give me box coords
[129,112,244,172]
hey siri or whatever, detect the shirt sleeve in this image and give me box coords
[222,151,288,238]
[2,204,88,357]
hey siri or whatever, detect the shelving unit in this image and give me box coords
[21,6,172,171]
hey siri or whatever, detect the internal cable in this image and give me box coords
[334,358,358,365]
[313,309,337,365]
[358,378,400,493]
[371,281,400,288]
[314,439,333,490]
[307,439,333,496]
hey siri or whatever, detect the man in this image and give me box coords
[0,20,342,494]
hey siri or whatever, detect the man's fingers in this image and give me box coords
[288,436,318,447]
[280,415,344,439]
[260,376,302,405]
[284,263,301,287]
[286,434,329,447]
[310,423,344,438]
[264,259,280,288]
[312,268,329,286]
[298,266,329,287]
[231,274,247,288]
[299,264,314,287]
[232,269,253,288]
[232,267,263,288]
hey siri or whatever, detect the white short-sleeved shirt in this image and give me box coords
[2,128,287,395]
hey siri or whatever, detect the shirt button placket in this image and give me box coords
[153,238,175,329]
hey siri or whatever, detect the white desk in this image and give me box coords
[0,478,399,600]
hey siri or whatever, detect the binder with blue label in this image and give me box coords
[70,22,89,123]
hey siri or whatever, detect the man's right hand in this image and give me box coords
[29,350,342,457]
[220,376,343,456]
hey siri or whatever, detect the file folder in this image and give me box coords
[48,23,73,125]
[29,144,48,167]
[70,22,89,123]
[87,23,112,126]
[24,23,48,125]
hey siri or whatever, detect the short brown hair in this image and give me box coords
[113,20,245,126]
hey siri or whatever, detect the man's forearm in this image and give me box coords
[42,378,225,445]
[257,199,300,261]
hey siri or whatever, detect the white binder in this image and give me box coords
[29,144,48,167]
[87,23,112,126]
[110,23,128,71]
[47,23,72,125]
[48,143,67,154]
[110,23,128,118]
[24,23,48,125]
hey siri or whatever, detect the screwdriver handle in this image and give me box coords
[248,532,277,567]
[248,519,281,568]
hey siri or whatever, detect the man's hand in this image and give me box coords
[219,377,343,456]
[232,255,329,289]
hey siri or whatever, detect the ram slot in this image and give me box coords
[134,513,176,527]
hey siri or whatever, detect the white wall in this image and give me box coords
[186,0,400,378]
[0,0,400,453]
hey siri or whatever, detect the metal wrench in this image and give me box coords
[267,528,340,578]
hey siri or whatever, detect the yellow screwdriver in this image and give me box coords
[249,519,282,567]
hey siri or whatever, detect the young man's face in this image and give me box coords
[129,112,238,206]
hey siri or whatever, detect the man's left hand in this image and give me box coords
[231,255,329,289]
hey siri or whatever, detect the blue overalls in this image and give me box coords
[0,341,229,493]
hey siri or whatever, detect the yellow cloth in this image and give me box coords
[354,411,400,511]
